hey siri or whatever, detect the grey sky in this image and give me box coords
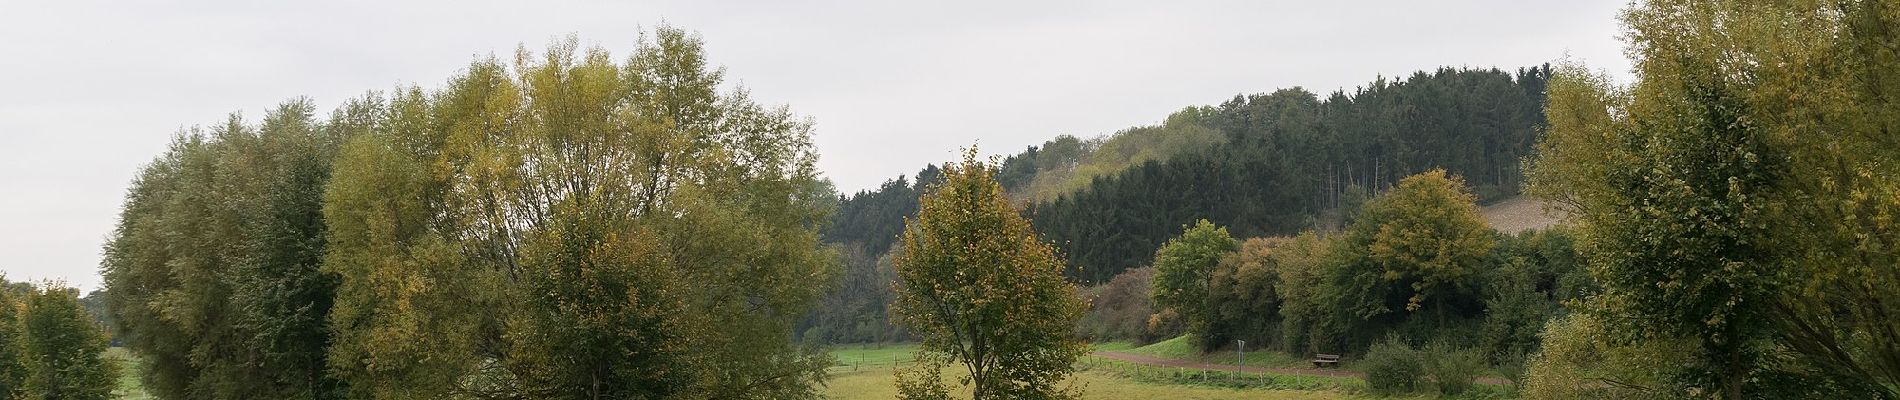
[0,0,1633,292]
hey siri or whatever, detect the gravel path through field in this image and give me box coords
[1090,351,1511,386]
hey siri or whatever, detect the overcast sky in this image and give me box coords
[0,0,1633,292]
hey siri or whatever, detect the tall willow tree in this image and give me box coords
[1528,0,1900,397]
[100,100,347,400]
[323,27,834,399]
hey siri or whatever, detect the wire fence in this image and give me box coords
[827,353,915,373]
[1075,356,1365,392]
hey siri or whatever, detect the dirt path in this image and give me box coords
[1091,351,1511,386]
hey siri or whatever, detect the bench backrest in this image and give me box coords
[1315,354,1340,360]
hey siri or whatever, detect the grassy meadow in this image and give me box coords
[107,347,153,400]
[1114,335,1307,370]
[108,342,1430,399]
[822,342,1387,400]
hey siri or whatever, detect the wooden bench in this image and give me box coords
[1312,354,1341,368]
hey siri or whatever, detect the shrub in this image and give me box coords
[1079,267,1158,342]
[1522,314,1687,400]
[1143,308,1186,343]
[1424,342,1485,396]
[1362,338,1424,395]
[1494,350,1529,389]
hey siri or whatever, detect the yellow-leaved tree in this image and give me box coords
[892,148,1087,400]
[1526,0,1900,397]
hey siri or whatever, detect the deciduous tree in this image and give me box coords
[21,284,116,400]
[0,277,24,398]
[1528,1,1900,397]
[100,99,346,400]
[1149,219,1238,350]
[1332,170,1494,330]
[892,148,1087,400]
[323,27,835,399]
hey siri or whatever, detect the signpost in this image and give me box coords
[1237,339,1245,367]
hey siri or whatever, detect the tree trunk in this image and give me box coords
[1435,296,1446,327]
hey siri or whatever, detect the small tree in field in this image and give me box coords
[21,284,115,400]
[892,148,1087,400]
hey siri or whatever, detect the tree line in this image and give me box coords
[1128,171,1583,374]
[101,27,837,400]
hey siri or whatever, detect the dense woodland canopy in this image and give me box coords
[50,1,1900,398]
[101,27,835,400]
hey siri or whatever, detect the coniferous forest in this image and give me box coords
[4,1,1895,399]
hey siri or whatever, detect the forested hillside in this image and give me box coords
[819,66,1549,285]
[1036,68,1549,282]
[803,66,1550,343]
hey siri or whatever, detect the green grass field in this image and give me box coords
[825,366,1357,400]
[821,342,1383,400]
[1112,335,1511,380]
[1113,335,1307,370]
[106,347,153,400]
[104,342,1409,399]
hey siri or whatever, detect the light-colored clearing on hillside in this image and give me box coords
[1481,196,1566,234]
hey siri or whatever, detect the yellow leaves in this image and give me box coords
[892,147,1087,398]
